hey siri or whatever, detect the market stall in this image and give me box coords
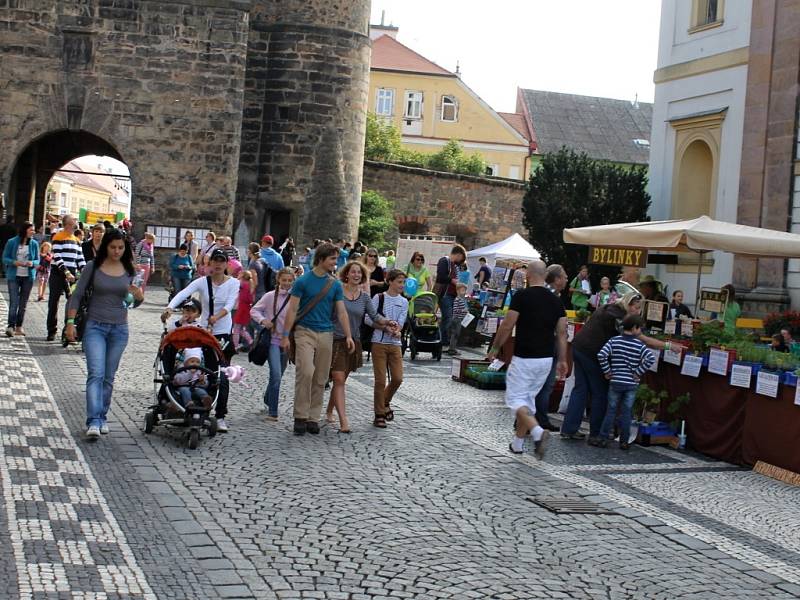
[563,216,800,474]
[466,233,540,273]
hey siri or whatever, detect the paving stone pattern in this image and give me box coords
[2,289,800,599]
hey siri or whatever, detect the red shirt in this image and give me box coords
[233,280,254,325]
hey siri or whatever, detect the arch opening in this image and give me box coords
[674,139,713,220]
[6,130,131,231]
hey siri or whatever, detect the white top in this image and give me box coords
[167,276,239,335]
[366,292,408,346]
[16,244,29,278]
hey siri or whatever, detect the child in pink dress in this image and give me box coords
[232,271,254,352]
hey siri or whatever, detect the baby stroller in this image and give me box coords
[402,291,443,361]
[145,327,228,449]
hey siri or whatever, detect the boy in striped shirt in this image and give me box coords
[596,315,655,450]
[46,215,86,341]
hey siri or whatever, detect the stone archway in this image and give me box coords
[6,130,127,227]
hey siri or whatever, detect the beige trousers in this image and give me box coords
[293,326,334,421]
[371,343,404,415]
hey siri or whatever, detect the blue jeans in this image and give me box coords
[561,349,608,436]
[83,320,129,427]
[439,294,454,345]
[600,386,637,442]
[177,385,209,407]
[264,343,288,416]
[173,277,191,293]
[534,357,557,426]
[7,276,33,327]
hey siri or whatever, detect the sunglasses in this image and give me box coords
[414,258,424,262]
[368,254,378,258]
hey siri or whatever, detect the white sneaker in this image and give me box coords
[99,424,110,435]
[86,425,100,439]
[216,418,228,433]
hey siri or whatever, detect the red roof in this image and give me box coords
[371,35,455,77]
[498,112,530,141]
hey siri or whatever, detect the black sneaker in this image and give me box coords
[541,422,560,432]
[306,421,320,435]
[293,419,306,436]
[587,436,608,448]
[560,431,586,440]
[619,442,631,451]
[46,334,56,342]
[534,430,550,459]
[508,442,523,455]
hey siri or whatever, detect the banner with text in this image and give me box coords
[588,246,648,268]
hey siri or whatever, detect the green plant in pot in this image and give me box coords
[634,384,668,424]
[667,392,690,431]
[574,308,590,324]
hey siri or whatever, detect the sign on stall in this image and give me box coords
[730,363,752,388]
[663,345,684,366]
[756,370,780,398]
[708,348,732,376]
[664,320,676,335]
[699,288,729,315]
[588,246,648,268]
[680,354,703,378]
[683,320,694,337]
[795,385,800,407]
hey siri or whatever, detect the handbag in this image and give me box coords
[288,275,335,364]
[73,265,98,341]
[248,292,290,366]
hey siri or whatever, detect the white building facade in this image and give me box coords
[647,0,752,307]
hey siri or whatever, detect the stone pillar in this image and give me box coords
[734,0,800,314]
[237,1,372,245]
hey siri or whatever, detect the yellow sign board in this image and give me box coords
[588,246,648,268]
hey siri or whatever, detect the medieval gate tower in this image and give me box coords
[0,0,371,246]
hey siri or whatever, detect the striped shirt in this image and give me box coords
[51,230,85,274]
[597,334,655,389]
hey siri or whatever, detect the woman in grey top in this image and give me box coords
[325,261,395,433]
[65,230,144,439]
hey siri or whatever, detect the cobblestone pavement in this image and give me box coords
[2,288,800,599]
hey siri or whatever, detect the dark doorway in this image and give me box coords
[265,210,291,246]
[7,130,125,227]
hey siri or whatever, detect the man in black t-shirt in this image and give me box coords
[488,260,567,458]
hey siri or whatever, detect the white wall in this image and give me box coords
[646,0,751,308]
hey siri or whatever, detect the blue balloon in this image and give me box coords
[404,277,418,297]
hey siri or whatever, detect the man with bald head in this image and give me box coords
[488,260,568,458]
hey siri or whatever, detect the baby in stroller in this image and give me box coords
[173,347,212,409]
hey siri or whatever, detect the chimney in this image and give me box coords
[369,12,399,40]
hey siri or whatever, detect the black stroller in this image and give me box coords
[145,327,228,449]
[402,291,443,361]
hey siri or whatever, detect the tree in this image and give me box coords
[522,147,651,284]
[364,112,401,161]
[358,190,395,250]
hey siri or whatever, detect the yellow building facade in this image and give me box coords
[369,31,530,180]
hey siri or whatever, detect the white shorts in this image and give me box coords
[504,356,554,413]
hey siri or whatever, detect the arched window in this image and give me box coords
[441,96,458,122]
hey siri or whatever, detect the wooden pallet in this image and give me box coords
[754,461,800,487]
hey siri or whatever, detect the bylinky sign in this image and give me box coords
[589,246,648,268]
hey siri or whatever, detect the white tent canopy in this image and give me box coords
[563,215,800,257]
[467,233,541,272]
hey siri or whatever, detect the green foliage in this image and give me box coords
[522,147,651,282]
[358,190,395,251]
[364,114,488,176]
[634,384,668,423]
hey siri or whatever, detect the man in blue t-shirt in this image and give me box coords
[280,242,354,436]
[259,235,285,271]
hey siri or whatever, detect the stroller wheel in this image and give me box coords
[207,417,218,438]
[435,347,442,361]
[144,410,156,434]
[188,428,200,449]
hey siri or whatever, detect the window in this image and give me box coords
[485,164,499,177]
[181,227,209,247]
[690,0,723,30]
[147,225,178,248]
[376,88,394,116]
[60,192,68,208]
[404,91,422,119]
[508,166,520,180]
[441,96,458,122]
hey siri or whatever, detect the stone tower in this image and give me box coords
[235,0,372,246]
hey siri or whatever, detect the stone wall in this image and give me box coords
[0,0,250,236]
[362,161,527,249]
[234,0,372,246]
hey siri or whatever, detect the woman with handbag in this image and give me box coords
[250,267,295,421]
[65,229,144,439]
[324,261,396,433]
[2,221,40,337]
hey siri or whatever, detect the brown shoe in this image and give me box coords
[373,415,387,428]
[14,327,25,336]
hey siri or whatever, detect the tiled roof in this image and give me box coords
[371,34,455,77]
[498,112,530,142]
[517,89,653,165]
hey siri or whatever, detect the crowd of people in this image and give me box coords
[1,214,722,458]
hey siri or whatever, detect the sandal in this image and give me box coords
[373,415,387,428]
[384,408,394,422]
[325,413,335,424]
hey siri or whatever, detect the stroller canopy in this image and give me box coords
[410,291,439,316]
[160,327,224,358]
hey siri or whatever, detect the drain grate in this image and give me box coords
[527,497,619,515]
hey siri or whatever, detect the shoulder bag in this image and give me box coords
[288,275,335,364]
[248,292,290,366]
[360,292,385,353]
[72,264,98,342]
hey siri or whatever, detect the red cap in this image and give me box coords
[261,235,274,244]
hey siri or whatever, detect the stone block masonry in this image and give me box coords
[362,160,527,249]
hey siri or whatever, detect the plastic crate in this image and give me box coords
[465,365,506,384]
[783,371,798,387]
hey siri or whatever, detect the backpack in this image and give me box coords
[360,293,385,353]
